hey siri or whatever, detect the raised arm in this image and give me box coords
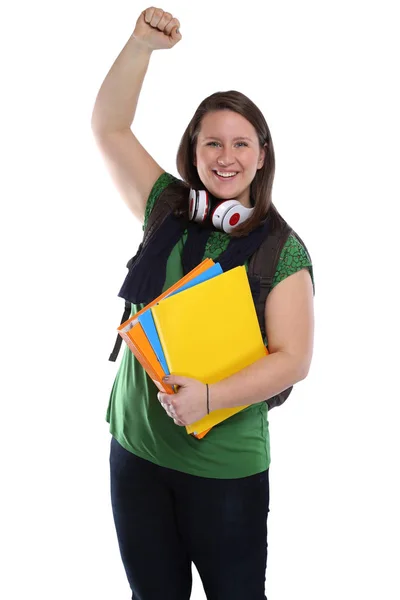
[91,7,182,222]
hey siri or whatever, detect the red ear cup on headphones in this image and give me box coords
[189,189,210,223]
[189,189,254,232]
[211,200,254,233]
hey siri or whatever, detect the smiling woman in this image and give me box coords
[175,91,276,235]
[91,5,314,600]
[195,111,264,208]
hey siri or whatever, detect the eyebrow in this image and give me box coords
[202,136,254,142]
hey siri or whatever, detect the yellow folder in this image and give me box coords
[151,265,267,435]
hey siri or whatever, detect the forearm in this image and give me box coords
[91,34,153,134]
[209,351,309,411]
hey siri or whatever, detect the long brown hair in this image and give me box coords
[175,90,279,237]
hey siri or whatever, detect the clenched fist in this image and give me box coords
[133,7,182,51]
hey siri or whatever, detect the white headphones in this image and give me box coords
[188,189,254,234]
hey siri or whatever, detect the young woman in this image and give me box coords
[92,7,315,600]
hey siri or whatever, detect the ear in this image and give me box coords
[257,144,267,170]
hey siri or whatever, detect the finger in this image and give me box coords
[150,7,165,28]
[161,400,170,412]
[157,393,168,410]
[167,399,176,414]
[163,374,189,388]
[164,17,180,36]
[158,391,170,404]
[157,392,181,422]
[164,404,174,418]
[171,26,182,42]
[143,7,156,24]
[158,11,173,32]
[158,393,174,414]
[168,405,184,425]
[165,405,177,419]
[173,19,181,38]
[160,401,184,425]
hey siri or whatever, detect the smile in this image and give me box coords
[213,170,239,181]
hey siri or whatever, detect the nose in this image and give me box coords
[217,147,235,167]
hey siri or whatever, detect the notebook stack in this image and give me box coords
[117,259,268,439]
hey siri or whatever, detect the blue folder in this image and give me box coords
[138,309,170,374]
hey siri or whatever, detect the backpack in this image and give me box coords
[109,180,309,411]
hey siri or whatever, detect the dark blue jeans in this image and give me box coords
[110,436,270,600]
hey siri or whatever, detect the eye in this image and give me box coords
[206,141,248,147]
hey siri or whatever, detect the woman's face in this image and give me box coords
[194,110,266,208]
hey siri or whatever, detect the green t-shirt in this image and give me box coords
[106,173,314,479]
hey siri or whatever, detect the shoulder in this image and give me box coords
[143,172,184,231]
[272,232,315,294]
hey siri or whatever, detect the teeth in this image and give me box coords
[216,171,237,178]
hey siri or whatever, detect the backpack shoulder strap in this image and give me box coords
[248,212,292,339]
[144,179,189,243]
[109,178,189,362]
[125,178,189,270]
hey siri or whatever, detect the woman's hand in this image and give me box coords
[133,7,182,51]
[157,375,209,427]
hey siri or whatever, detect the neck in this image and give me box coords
[209,191,253,208]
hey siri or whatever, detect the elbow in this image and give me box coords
[298,365,310,382]
[297,356,313,381]
[285,352,312,383]
[270,349,313,385]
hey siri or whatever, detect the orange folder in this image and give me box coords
[117,259,214,393]
[117,258,215,439]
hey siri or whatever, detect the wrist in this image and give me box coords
[208,382,224,411]
[207,383,220,412]
[129,34,154,56]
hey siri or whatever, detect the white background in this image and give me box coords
[1,1,399,598]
